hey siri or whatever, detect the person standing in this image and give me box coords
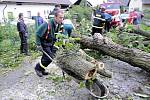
[91,6,105,35]
[48,4,61,19]
[32,12,44,30]
[17,13,29,55]
[35,10,64,77]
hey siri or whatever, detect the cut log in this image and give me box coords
[56,51,98,80]
[119,27,150,38]
[133,28,150,38]
[90,59,112,78]
[80,33,150,73]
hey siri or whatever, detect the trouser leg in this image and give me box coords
[35,45,53,71]
[105,21,110,32]
[35,45,53,76]
[22,36,28,54]
[19,33,23,53]
[106,21,110,32]
[19,32,28,54]
[68,28,72,37]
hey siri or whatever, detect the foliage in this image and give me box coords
[7,12,15,21]
[143,9,150,19]
[27,24,37,51]
[54,33,81,52]
[79,81,86,88]
[66,5,92,22]
[105,24,150,53]
[84,50,104,60]
[0,24,19,42]
[0,23,38,69]
[125,24,134,32]
[75,18,92,35]
[105,28,119,43]
[140,24,150,31]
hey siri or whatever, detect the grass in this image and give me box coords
[0,23,40,74]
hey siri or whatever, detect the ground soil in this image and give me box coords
[0,56,149,100]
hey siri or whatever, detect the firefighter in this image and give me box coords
[48,4,61,19]
[35,10,64,77]
[91,6,106,35]
[17,13,29,55]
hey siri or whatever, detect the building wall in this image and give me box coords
[0,3,55,23]
[142,4,150,10]
[129,0,142,11]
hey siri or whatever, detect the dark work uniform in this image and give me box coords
[104,13,112,32]
[17,19,28,54]
[35,18,63,73]
[92,9,105,35]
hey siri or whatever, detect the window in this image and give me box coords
[7,12,14,21]
[47,10,49,14]
[27,11,31,18]
[44,10,46,15]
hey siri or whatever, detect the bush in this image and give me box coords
[0,24,19,42]
[0,23,37,68]
[67,5,92,22]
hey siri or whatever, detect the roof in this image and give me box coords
[1,0,72,5]
[87,0,130,7]
[142,0,150,4]
[107,0,130,6]
[86,0,107,7]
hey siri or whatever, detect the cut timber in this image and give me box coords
[90,60,112,78]
[80,33,150,73]
[119,27,150,38]
[56,52,97,80]
[133,28,150,38]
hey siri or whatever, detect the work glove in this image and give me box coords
[36,45,43,51]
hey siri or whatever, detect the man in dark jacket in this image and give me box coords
[48,4,61,19]
[35,9,64,77]
[17,13,29,55]
[91,6,106,35]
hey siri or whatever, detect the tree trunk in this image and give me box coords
[80,33,150,73]
[56,51,98,80]
[119,27,150,38]
[133,28,150,38]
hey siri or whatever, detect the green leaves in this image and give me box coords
[66,5,92,22]
[0,24,37,69]
[106,24,150,53]
[79,81,85,88]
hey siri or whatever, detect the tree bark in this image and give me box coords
[80,33,150,73]
[119,27,150,38]
[133,28,150,38]
[56,51,98,80]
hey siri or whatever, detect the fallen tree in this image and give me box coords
[56,49,112,80]
[133,28,150,38]
[79,33,150,73]
[56,51,98,80]
[119,27,150,38]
